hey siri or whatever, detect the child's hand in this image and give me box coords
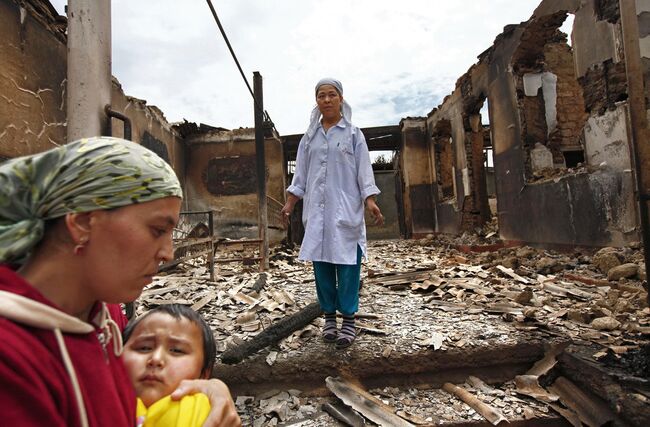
[171,379,241,427]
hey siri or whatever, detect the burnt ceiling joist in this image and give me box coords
[282,125,401,160]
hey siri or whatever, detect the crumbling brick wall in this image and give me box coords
[512,14,570,177]
[545,43,589,164]
[595,0,620,24]
[516,76,548,178]
[438,142,453,199]
[579,60,628,114]
[458,73,491,227]
[515,25,589,173]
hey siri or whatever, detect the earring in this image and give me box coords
[73,237,88,256]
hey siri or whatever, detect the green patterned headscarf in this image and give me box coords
[0,136,183,264]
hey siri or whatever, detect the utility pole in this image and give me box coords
[254,72,269,270]
[66,0,112,141]
[620,0,650,303]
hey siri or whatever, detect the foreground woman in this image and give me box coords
[0,137,240,426]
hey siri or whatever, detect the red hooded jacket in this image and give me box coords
[0,266,136,426]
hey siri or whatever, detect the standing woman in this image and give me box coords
[0,137,240,426]
[281,78,384,349]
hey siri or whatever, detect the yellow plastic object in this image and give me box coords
[136,394,210,427]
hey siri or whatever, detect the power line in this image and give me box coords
[204,0,278,134]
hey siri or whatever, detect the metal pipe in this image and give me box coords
[104,105,132,141]
[66,0,111,141]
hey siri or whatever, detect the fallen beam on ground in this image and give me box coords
[221,302,322,364]
[548,376,616,427]
[442,382,508,425]
[325,376,414,427]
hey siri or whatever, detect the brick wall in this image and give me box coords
[544,43,589,162]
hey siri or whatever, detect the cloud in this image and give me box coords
[49,0,543,134]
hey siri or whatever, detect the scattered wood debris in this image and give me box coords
[134,237,648,426]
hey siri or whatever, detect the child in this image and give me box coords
[122,304,217,427]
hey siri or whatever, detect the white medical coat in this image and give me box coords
[287,119,380,265]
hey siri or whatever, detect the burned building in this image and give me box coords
[396,0,647,249]
[1,0,649,252]
[1,1,649,426]
[0,0,283,245]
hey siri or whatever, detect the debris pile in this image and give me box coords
[135,237,648,425]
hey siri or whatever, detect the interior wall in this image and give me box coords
[0,0,186,189]
[365,170,401,240]
[184,129,286,243]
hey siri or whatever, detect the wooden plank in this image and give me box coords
[214,257,262,264]
[173,236,213,250]
[442,383,507,425]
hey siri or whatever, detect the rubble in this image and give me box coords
[135,237,648,426]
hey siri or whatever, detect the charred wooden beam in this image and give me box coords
[220,302,322,364]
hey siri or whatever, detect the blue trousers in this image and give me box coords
[313,245,362,315]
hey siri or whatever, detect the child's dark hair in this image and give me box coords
[122,304,216,377]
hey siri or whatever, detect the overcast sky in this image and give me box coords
[49,1,564,136]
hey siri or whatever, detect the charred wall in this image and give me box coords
[365,170,401,240]
[184,128,286,243]
[489,0,638,246]
[399,118,435,237]
[0,0,185,188]
[415,0,639,247]
[424,60,492,235]
[109,80,186,187]
[579,60,629,114]
[0,0,67,157]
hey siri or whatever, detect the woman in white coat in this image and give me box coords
[281,78,383,349]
